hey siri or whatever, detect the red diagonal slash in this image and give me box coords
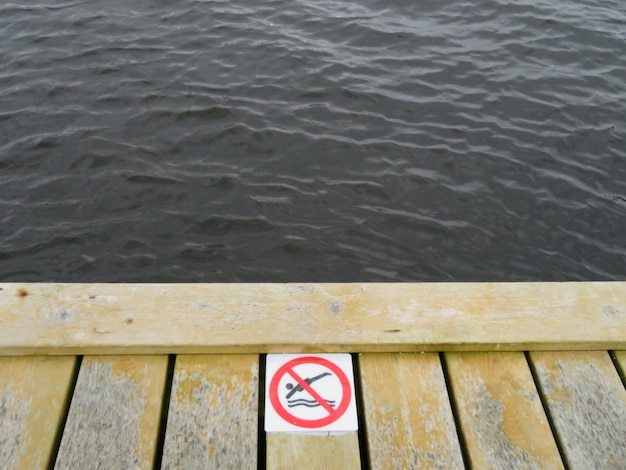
[286,367,335,414]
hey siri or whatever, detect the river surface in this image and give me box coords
[1,0,625,282]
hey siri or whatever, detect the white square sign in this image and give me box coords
[264,353,358,433]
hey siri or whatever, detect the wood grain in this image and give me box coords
[266,432,360,470]
[161,354,259,469]
[445,352,563,469]
[1,282,625,354]
[359,353,464,469]
[529,351,626,469]
[0,356,76,470]
[54,355,168,470]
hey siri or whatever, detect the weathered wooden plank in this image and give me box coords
[0,356,76,470]
[161,354,258,469]
[359,353,463,469]
[266,433,360,470]
[54,355,168,470]
[445,352,563,469]
[529,351,626,469]
[1,282,625,354]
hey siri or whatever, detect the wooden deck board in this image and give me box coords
[445,352,563,469]
[0,356,76,470]
[1,282,625,354]
[161,354,259,470]
[266,433,360,470]
[2,350,625,469]
[529,351,626,469]
[54,355,168,470]
[359,352,464,469]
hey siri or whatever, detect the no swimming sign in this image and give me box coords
[264,354,358,433]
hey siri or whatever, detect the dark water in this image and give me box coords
[1,0,625,282]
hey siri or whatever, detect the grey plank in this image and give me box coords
[54,356,168,470]
[360,353,464,469]
[446,352,563,469]
[161,355,258,470]
[530,351,626,469]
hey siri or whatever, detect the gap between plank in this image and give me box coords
[524,351,569,470]
[439,352,471,469]
[48,355,83,470]
[152,354,176,470]
[352,353,371,470]
[609,351,626,389]
[257,354,267,470]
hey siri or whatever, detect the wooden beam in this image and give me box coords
[529,351,626,469]
[266,433,360,470]
[161,354,259,469]
[445,352,563,469]
[1,282,624,355]
[359,353,464,468]
[0,356,76,469]
[54,355,168,469]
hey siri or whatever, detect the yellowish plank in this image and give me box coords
[266,433,360,470]
[0,282,625,354]
[359,353,463,469]
[529,351,626,469]
[161,354,259,469]
[54,355,168,470]
[0,356,76,470]
[445,352,563,469]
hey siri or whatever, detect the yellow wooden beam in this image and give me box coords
[0,282,624,355]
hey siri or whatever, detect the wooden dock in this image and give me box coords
[1,282,625,469]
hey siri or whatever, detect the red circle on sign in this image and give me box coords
[269,356,352,429]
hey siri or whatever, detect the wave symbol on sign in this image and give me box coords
[287,398,336,408]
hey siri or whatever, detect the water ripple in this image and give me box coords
[1,0,625,282]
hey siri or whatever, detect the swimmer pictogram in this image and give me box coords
[285,372,336,408]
